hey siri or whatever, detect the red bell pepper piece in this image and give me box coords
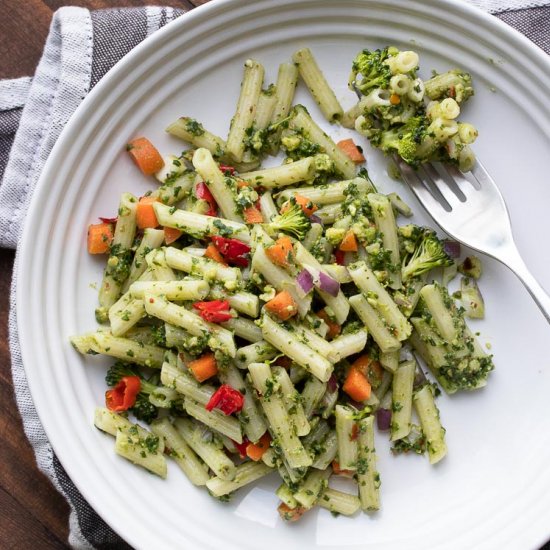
[195,182,218,216]
[193,300,233,323]
[335,250,346,266]
[232,437,250,458]
[211,236,251,267]
[105,376,141,412]
[218,164,236,175]
[205,384,244,415]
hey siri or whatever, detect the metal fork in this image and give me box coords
[395,157,550,323]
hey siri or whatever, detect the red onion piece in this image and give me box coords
[443,239,461,259]
[376,408,392,431]
[231,437,249,458]
[302,264,340,297]
[309,214,323,226]
[99,216,117,224]
[302,264,321,282]
[296,269,314,296]
[327,374,338,393]
[318,271,340,297]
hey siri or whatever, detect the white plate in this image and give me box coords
[17,1,550,548]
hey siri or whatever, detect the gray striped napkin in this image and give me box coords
[0,2,548,548]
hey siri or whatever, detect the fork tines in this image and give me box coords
[395,156,485,213]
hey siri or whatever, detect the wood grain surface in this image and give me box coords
[0,2,208,547]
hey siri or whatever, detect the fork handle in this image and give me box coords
[505,247,550,324]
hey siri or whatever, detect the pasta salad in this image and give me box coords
[71,45,493,520]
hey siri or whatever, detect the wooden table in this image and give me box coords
[0,2,208,547]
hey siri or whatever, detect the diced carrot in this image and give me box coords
[243,206,264,224]
[350,354,371,374]
[265,236,294,267]
[87,223,113,254]
[343,367,372,402]
[316,309,341,340]
[164,226,182,245]
[336,138,366,164]
[390,93,401,105]
[127,137,164,175]
[293,194,318,216]
[331,460,353,477]
[278,503,307,522]
[339,230,358,252]
[237,179,251,188]
[188,353,218,383]
[246,432,272,461]
[136,196,160,229]
[204,243,227,265]
[265,290,298,321]
[281,194,318,217]
[350,355,383,387]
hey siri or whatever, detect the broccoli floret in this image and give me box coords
[399,223,424,256]
[105,361,160,423]
[310,154,336,185]
[281,132,321,161]
[325,227,346,246]
[105,362,159,395]
[94,306,109,324]
[150,324,167,347]
[131,394,158,424]
[351,219,376,243]
[401,232,453,281]
[349,48,393,94]
[378,116,428,168]
[313,153,333,173]
[105,361,136,387]
[267,198,311,240]
[424,69,474,104]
